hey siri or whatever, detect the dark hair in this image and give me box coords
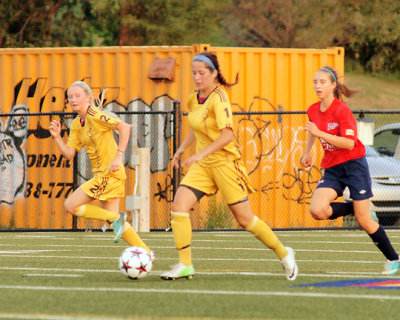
[199,51,239,88]
[319,66,357,100]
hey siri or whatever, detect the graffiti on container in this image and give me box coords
[154,174,174,203]
[0,104,29,204]
[233,96,322,204]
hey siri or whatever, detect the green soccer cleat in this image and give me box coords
[280,247,298,281]
[382,259,400,275]
[160,263,195,280]
[111,212,126,243]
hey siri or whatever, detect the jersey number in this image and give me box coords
[100,115,110,122]
[224,108,230,117]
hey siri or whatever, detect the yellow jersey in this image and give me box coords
[187,86,241,167]
[67,106,126,180]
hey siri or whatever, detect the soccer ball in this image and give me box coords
[118,246,153,280]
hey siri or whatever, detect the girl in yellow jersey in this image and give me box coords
[49,81,154,260]
[160,52,298,280]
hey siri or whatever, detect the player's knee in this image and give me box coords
[310,206,329,220]
[236,218,247,229]
[64,199,76,215]
[171,197,191,212]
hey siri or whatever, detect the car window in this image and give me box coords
[365,145,380,157]
[374,129,400,156]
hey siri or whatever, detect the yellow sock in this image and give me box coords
[246,216,288,259]
[121,222,151,252]
[171,211,192,266]
[75,204,119,223]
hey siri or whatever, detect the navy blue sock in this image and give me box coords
[369,226,399,261]
[328,202,354,220]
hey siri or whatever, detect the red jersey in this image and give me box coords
[307,98,365,168]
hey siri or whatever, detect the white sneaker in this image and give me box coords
[280,247,298,281]
[160,263,195,280]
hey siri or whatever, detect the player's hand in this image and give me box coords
[305,121,320,137]
[182,153,203,167]
[109,155,122,172]
[49,120,61,138]
[300,154,312,169]
[171,149,184,168]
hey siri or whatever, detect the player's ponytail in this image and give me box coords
[95,88,108,109]
[198,51,239,88]
[319,66,358,101]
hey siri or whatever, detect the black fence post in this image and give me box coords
[172,100,181,198]
[72,155,78,230]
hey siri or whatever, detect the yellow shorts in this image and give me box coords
[180,159,255,205]
[80,175,125,201]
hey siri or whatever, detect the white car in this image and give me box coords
[344,122,400,226]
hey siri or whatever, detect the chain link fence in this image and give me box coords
[1,108,400,231]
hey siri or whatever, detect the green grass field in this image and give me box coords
[1,230,400,320]
[345,72,400,111]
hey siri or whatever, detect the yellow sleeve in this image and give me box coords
[90,107,122,131]
[66,118,83,152]
[213,88,234,130]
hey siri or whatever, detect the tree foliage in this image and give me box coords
[1,0,400,73]
[346,0,400,72]
[223,0,400,73]
[0,0,225,47]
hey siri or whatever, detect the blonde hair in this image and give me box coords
[68,81,107,109]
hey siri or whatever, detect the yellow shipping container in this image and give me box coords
[0,44,344,229]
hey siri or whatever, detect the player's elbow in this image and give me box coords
[120,121,131,133]
[64,148,76,161]
[64,152,75,161]
[222,128,234,143]
[345,140,356,150]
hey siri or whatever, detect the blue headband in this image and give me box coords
[321,67,337,82]
[193,54,216,70]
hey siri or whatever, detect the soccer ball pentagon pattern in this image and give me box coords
[118,246,153,280]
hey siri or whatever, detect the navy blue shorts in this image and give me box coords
[317,156,373,200]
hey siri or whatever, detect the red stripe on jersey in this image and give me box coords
[87,106,97,117]
[214,87,228,103]
[233,160,246,191]
[93,177,109,199]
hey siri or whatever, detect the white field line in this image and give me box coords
[194,231,400,236]
[0,250,76,254]
[1,239,397,247]
[13,236,78,240]
[0,254,386,264]
[0,256,387,266]
[23,274,83,278]
[0,266,394,278]
[0,245,385,254]
[0,253,382,261]
[3,231,400,239]
[0,244,125,248]
[0,313,130,320]
[0,284,399,301]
